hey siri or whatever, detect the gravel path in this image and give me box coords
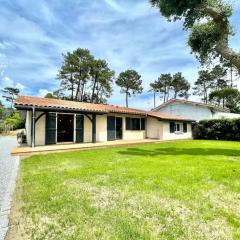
[0,136,19,240]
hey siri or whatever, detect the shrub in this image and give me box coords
[4,111,25,130]
[193,118,240,141]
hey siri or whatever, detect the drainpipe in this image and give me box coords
[31,107,36,148]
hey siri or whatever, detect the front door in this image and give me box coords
[57,114,74,142]
[116,117,122,139]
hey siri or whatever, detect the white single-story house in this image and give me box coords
[15,96,194,147]
[152,99,240,122]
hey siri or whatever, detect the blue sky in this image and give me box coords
[0,0,239,109]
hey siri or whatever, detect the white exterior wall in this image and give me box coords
[31,112,146,146]
[96,115,107,142]
[25,110,32,146]
[161,121,192,140]
[146,117,192,140]
[35,112,46,146]
[122,115,145,140]
[83,115,92,143]
[108,114,146,140]
[157,102,240,122]
[27,111,194,146]
[158,102,213,122]
[146,117,163,139]
[25,110,46,146]
[213,112,240,119]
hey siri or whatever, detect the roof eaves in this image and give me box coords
[15,103,108,114]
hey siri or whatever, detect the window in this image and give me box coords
[169,122,188,133]
[175,123,181,132]
[183,123,187,133]
[126,117,145,131]
[132,118,140,130]
[170,122,175,133]
[141,118,145,130]
[126,117,131,130]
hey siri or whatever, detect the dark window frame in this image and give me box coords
[126,117,145,131]
[170,122,175,133]
[170,122,188,133]
[183,122,187,133]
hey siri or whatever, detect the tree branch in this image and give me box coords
[200,5,240,70]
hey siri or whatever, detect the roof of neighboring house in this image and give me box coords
[147,111,193,121]
[152,99,230,113]
[15,95,194,122]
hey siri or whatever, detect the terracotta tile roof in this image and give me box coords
[15,95,147,115]
[152,98,230,113]
[15,95,194,121]
[147,111,193,121]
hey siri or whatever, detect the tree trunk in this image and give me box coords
[166,88,169,101]
[75,79,81,100]
[91,76,98,103]
[126,92,128,107]
[70,73,74,100]
[201,5,240,71]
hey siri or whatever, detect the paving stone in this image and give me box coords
[0,136,19,240]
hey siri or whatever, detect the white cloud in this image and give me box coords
[1,76,14,86]
[16,83,26,91]
[103,0,125,13]
[38,89,49,97]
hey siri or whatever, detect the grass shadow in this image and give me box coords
[117,147,240,157]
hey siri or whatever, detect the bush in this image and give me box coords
[4,111,25,130]
[193,118,240,141]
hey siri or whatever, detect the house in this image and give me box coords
[14,96,194,147]
[152,99,240,122]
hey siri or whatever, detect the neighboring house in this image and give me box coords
[152,99,240,122]
[14,96,194,147]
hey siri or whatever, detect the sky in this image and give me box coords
[0,0,239,109]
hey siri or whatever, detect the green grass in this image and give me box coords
[17,140,240,239]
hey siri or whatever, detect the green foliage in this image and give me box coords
[188,22,220,64]
[90,59,114,103]
[150,72,191,103]
[209,88,240,112]
[116,69,143,107]
[150,73,172,103]
[171,72,190,98]
[44,92,58,99]
[193,118,240,140]
[4,111,25,130]
[1,87,20,108]
[193,69,215,103]
[57,48,114,103]
[150,0,240,69]
[150,0,204,28]
[0,100,4,120]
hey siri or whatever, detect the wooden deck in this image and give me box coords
[11,139,162,157]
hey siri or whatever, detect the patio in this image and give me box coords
[11,139,163,157]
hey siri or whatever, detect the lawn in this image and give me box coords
[8,140,240,240]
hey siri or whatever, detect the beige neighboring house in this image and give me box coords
[152,99,240,122]
[14,96,194,147]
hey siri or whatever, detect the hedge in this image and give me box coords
[193,118,240,141]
